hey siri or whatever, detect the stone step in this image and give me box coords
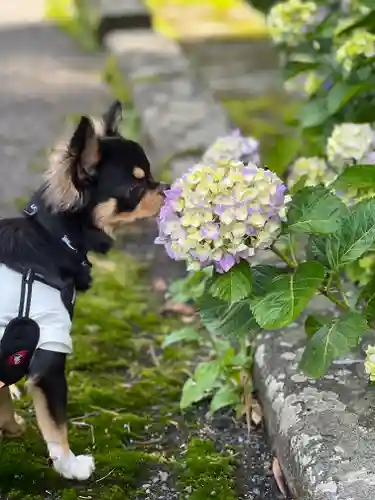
[104,28,232,180]
[97,0,152,42]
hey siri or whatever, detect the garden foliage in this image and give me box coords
[159,0,375,412]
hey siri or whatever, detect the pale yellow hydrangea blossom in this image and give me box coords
[365,345,375,382]
[336,29,375,73]
[327,123,375,169]
[287,157,337,189]
[267,0,320,46]
[326,123,375,205]
[202,129,260,165]
[155,160,291,273]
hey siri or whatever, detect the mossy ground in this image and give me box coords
[0,251,241,500]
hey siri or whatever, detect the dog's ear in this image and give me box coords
[102,100,123,136]
[68,116,99,180]
[44,116,100,212]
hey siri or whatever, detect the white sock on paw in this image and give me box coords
[48,444,95,480]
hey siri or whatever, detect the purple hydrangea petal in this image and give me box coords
[218,253,235,273]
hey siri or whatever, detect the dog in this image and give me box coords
[0,100,168,480]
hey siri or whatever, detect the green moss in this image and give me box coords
[176,438,237,500]
[1,251,235,499]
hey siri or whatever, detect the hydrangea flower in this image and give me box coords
[267,0,324,46]
[340,0,370,15]
[336,30,375,73]
[155,160,291,273]
[287,157,337,188]
[364,345,375,382]
[202,129,260,166]
[326,123,375,169]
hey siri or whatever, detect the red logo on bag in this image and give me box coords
[8,350,28,366]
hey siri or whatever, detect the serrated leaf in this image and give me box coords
[263,134,300,176]
[288,174,308,195]
[209,261,252,304]
[327,81,374,115]
[330,165,375,191]
[300,312,369,378]
[199,295,259,338]
[358,275,375,320]
[286,186,348,235]
[210,385,240,413]
[194,360,222,392]
[180,378,206,410]
[299,99,330,128]
[252,265,289,295]
[308,199,375,270]
[249,262,324,329]
[304,313,332,338]
[162,327,200,348]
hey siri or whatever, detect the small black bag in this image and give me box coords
[0,270,40,388]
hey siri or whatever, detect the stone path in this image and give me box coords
[0,2,284,499]
[0,0,110,216]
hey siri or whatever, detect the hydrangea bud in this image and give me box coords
[155,160,291,273]
[336,30,375,73]
[267,0,323,46]
[365,345,375,382]
[202,129,260,166]
[326,123,375,169]
[287,157,337,188]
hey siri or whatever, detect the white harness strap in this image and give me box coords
[0,265,73,354]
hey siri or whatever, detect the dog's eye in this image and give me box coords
[133,167,145,180]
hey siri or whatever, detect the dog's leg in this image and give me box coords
[0,386,25,437]
[27,349,94,480]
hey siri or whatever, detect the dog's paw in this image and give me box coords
[53,452,95,480]
[3,413,26,437]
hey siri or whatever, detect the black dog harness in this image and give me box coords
[0,190,91,388]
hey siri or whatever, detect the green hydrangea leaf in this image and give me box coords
[249,262,325,329]
[209,261,252,304]
[286,185,349,235]
[300,312,369,378]
[308,198,375,270]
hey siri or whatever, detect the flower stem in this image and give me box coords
[270,244,296,268]
[336,274,351,308]
[288,234,298,266]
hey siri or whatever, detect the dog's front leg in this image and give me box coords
[27,349,95,480]
[0,386,25,437]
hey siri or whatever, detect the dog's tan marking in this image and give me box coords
[26,381,70,456]
[93,190,164,235]
[0,387,26,436]
[133,167,145,179]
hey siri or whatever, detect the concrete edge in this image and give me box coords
[253,294,375,500]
